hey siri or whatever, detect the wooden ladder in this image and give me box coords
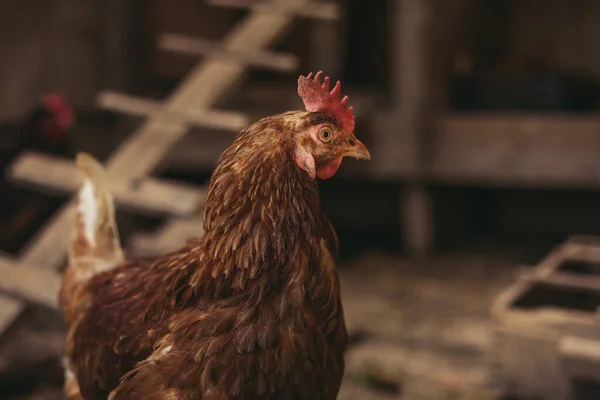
[129,0,342,256]
[0,0,342,360]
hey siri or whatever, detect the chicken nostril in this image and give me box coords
[348,138,356,146]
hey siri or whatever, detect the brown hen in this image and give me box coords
[60,72,370,400]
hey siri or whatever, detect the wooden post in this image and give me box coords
[393,0,435,257]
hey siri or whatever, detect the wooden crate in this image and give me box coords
[491,235,600,400]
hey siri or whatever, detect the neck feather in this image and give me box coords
[190,117,338,300]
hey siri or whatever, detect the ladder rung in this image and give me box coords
[207,0,341,21]
[158,33,299,72]
[520,270,600,293]
[7,152,207,217]
[97,91,250,132]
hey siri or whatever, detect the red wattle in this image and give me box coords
[317,158,342,179]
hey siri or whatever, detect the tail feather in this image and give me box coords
[71,153,123,264]
[60,153,123,309]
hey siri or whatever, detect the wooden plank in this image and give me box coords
[207,0,340,21]
[0,259,60,309]
[394,0,435,257]
[18,0,309,271]
[98,91,249,131]
[521,271,600,293]
[369,114,600,185]
[431,114,600,189]
[560,336,600,380]
[158,33,299,72]
[7,152,206,217]
[515,237,600,289]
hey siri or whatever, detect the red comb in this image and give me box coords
[297,71,355,132]
[42,93,75,130]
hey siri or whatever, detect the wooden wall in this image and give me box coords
[145,0,240,80]
[510,0,600,76]
[0,0,140,121]
[440,0,600,79]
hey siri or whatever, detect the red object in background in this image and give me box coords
[40,93,76,146]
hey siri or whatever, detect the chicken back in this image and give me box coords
[60,72,370,400]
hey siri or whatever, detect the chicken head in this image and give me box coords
[293,71,370,180]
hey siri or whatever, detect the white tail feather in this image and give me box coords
[68,153,123,276]
[78,179,98,247]
[59,153,124,311]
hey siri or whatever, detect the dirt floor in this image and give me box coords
[339,244,600,400]
[337,249,525,400]
[0,246,533,400]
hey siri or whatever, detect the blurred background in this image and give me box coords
[2,0,600,399]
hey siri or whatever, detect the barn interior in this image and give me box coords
[2,0,600,399]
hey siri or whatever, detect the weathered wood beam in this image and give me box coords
[207,0,340,21]
[158,33,299,72]
[370,114,600,188]
[395,0,435,257]
[97,91,249,132]
[17,0,310,271]
[431,114,600,188]
[6,152,207,217]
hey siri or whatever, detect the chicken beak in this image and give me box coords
[342,135,371,161]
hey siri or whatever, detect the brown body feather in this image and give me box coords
[62,113,349,400]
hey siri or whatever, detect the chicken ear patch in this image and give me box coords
[293,146,316,180]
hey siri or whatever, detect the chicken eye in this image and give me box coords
[318,127,332,143]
